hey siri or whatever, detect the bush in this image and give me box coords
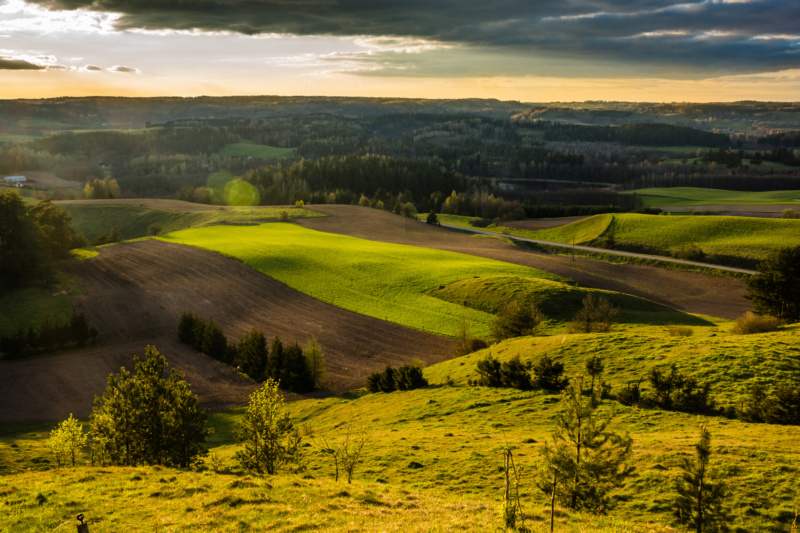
[567,294,618,334]
[646,364,714,414]
[532,354,566,391]
[474,354,534,390]
[366,361,428,393]
[666,325,694,337]
[490,300,546,342]
[616,381,642,407]
[729,312,781,334]
[147,223,162,236]
[671,242,705,261]
[781,208,800,219]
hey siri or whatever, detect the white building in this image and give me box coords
[3,175,26,187]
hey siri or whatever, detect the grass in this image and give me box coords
[63,204,321,241]
[430,275,712,330]
[442,212,800,269]
[4,324,800,531]
[158,223,565,339]
[0,272,82,337]
[218,142,296,159]
[623,187,800,207]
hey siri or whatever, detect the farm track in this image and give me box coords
[0,240,455,422]
[299,205,752,321]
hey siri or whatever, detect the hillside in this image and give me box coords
[3,325,800,531]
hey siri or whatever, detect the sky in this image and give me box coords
[0,0,798,102]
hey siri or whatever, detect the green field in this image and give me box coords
[0,273,82,337]
[623,187,800,207]
[218,142,296,159]
[63,204,321,241]
[3,325,800,531]
[158,223,571,339]
[440,212,800,269]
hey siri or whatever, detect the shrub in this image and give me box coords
[666,325,694,337]
[646,364,714,414]
[475,354,503,387]
[490,300,546,342]
[616,381,642,407]
[147,223,162,236]
[781,208,800,219]
[532,354,566,391]
[671,242,705,261]
[366,362,428,393]
[567,295,618,334]
[474,354,534,390]
[729,312,781,334]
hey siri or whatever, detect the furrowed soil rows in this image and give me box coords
[299,205,751,320]
[0,240,455,422]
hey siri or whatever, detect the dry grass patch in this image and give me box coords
[729,312,782,335]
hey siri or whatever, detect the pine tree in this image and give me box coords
[304,336,326,388]
[236,378,300,474]
[236,327,268,382]
[536,375,633,513]
[674,426,727,532]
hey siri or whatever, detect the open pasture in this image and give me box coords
[624,187,800,207]
[60,202,320,241]
[158,223,566,339]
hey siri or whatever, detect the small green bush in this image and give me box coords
[729,312,781,335]
[667,325,693,337]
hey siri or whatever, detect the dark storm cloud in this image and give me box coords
[23,0,800,76]
[0,57,44,70]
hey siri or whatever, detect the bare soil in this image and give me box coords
[299,205,751,321]
[16,170,82,190]
[0,239,455,422]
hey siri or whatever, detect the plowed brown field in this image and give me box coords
[0,240,455,422]
[299,205,751,320]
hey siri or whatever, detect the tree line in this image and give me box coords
[177,311,325,393]
[0,313,97,359]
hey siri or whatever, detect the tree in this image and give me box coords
[536,375,633,513]
[533,354,567,392]
[304,336,326,388]
[90,346,210,468]
[320,423,371,484]
[746,246,800,322]
[236,378,300,475]
[490,299,546,342]
[0,190,51,287]
[585,355,605,392]
[674,426,727,532]
[201,318,229,363]
[236,327,269,382]
[49,413,87,467]
[568,295,618,333]
[426,210,439,225]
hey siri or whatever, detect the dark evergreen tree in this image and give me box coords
[201,318,229,363]
[746,246,800,322]
[673,426,727,532]
[236,327,268,382]
[533,354,567,392]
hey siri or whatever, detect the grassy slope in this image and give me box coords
[430,275,712,330]
[479,213,800,268]
[623,187,800,207]
[157,223,564,339]
[3,327,800,531]
[218,142,296,159]
[64,204,321,241]
[0,273,83,336]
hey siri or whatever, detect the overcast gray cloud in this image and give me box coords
[0,56,44,69]
[20,0,800,77]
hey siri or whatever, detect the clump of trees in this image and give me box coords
[490,299,546,342]
[177,311,323,392]
[568,295,618,334]
[471,353,566,392]
[616,364,715,415]
[90,346,210,468]
[0,192,87,288]
[91,226,122,246]
[365,361,428,392]
[737,383,800,426]
[82,177,120,199]
[746,246,800,322]
[0,313,97,359]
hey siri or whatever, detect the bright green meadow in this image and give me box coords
[158,223,568,339]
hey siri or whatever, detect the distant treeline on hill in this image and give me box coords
[177,311,323,393]
[538,122,730,147]
[0,313,97,359]
[759,130,800,148]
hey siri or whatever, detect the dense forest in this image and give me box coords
[1,97,799,216]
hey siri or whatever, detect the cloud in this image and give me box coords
[109,64,137,72]
[21,0,800,77]
[84,63,102,70]
[0,55,44,69]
